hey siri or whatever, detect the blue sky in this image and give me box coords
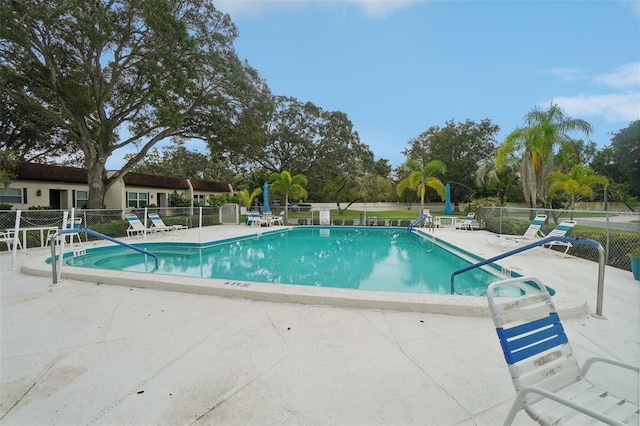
[213,0,640,168]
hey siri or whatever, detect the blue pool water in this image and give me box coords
[64,227,514,296]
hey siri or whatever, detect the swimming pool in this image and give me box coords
[63,227,514,296]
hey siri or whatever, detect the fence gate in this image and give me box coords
[220,204,239,225]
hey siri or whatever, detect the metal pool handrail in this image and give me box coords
[51,228,158,285]
[407,214,431,233]
[450,236,607,318]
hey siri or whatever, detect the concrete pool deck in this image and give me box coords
[1,225,638,425]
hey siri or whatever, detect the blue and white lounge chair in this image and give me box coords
[454,212,476,230]
[542,219,577,256]
[487,276,639,425]
[148,213,187,233]
[246,211,263,227]
[272,211,285,226]
[487,214,547,246]
[125,214,154,238]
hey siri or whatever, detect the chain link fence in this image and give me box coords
[0,207,224,249]
[4,205,638,273]
[478,206,640,271]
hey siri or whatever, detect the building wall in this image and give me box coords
[2,180,90,210]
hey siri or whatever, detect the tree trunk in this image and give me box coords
[85,150,108,209]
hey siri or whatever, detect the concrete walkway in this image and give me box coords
[1,225,638,425]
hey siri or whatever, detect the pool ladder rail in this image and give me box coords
[450,236,607,318]
[50,227,159,285]
[407,213,434,233]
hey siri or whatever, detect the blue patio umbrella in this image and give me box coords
[263,182,270,213]
[444,183,453,215]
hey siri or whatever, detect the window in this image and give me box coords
[75,190,88,208]
[193,194,206,207]
[127,192,148,208]
[0,188,24,204]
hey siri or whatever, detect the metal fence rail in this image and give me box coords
[478,206,640,271]
[0,207,223,250]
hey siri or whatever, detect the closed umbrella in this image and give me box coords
[263,182,270,213]
[444,183,453,215]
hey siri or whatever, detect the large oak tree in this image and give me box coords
[1,0,266,207]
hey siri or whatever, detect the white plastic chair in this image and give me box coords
[272,211,285,226]
[0,229,22,251]
[487,276,639,425]
[542,219,578,256]
[148,213,187,233]
[487,214,547,245]
[125,214,155,238]
[454,212,476,230]
[246,211,263,227]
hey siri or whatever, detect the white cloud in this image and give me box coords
[349,0,420,17]
[543,63,640,125]
[548,67,586,81]
[593,62,640,89]
[550,93,640,123]
[214,0,420,18]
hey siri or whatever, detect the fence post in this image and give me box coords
[10,210,21,269]
[199,206,203,242]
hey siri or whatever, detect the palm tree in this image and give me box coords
[495,104,592,210]
[236,187,262,212]
[548,164,608,217]
[269,171,308,222]
[395,159,446,211]
[474,156,520,205]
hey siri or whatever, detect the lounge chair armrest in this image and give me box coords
[581,356,640,376]
[505,385,627,426]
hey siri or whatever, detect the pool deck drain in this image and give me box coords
[2,224,638,425]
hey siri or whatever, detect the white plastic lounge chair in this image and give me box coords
[487,214,547,246]
[454,212,476,230]
[262,212,273,227]
[125,214,154,238]
[487,276,639,425]
[148,213,187,233]
[272,211,285,226]
[0,229,22,251]
[246,211,263,227]
[542,219,577,256]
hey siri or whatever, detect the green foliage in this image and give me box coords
[27,205,52,210]
[496,104,593,209]
[236,188,262,210]
[0,203,13,210]
[169,192,190,207]
[593,120,640,200]
[208,194,233,207]
[269,170,308,220]
[403,118,499,204]
[1,0,267,208]
[470,196,502,225]
[396,159,447,208]
[547,164,608,210]
[0,151,17,186]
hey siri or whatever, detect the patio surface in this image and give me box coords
[1,224,638,425]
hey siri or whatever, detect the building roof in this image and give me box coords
[190,178,231,192]
[15,162,88,183]
[123,172,190,190]
[14,162,230,192]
